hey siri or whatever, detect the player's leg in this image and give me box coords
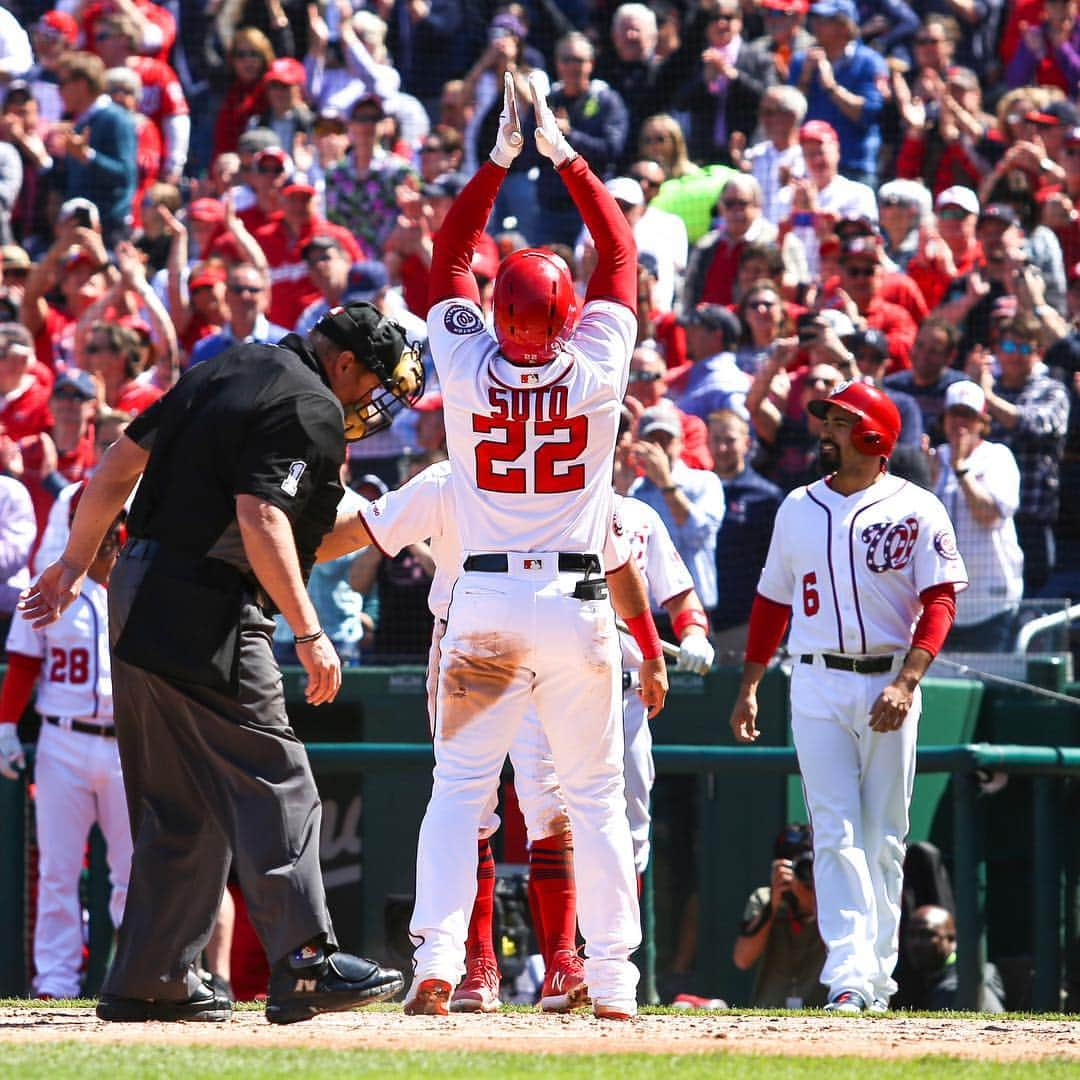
[91,732,134,933]
[789,663,877,1008]
[450,835,500,1013]
[860,679,922,1005]
[408,577,534,1014]
[510,711,585,1011]
[532,588,640,1018]
[621,679,655,881]
[32,725,98,998]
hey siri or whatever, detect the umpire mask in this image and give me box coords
[313,302,425,441]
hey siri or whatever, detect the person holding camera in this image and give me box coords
[733,824,827,1008]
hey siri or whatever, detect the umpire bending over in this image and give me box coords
[20,303,423,1024]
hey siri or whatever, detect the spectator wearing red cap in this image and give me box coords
[254,59,313,154]
[80,0,176,64]
[324,94,418,259]
[790,0,887,186]
[189,264,289,367]
[93,13,189,187]
[241,147,292,234]
[26,13,77,124]
[746,0,814,83]
[0,322,51,441]
[777,120,876,276]
[1006,0,1080,94]
[254,182,363,328]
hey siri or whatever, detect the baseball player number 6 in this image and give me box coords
[802,573,819,617]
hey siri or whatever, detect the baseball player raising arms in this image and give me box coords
[0,503,130,999]
[729,382,967,1015]
[400,72,655,1020]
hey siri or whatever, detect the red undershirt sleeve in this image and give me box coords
[0,653,44,725]
[428,161,506,308]
[744,593,792,665]
[557,156,637,310]
[911,583,957,658]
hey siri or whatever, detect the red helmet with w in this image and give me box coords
[492,248,578,366]
[807,380,902,458]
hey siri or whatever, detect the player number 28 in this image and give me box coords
[49,647,90,684]
[802,572,820,617]
[473,415,589,494]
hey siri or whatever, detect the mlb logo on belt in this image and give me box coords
[524,558,543,570]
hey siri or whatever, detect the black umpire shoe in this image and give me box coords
[96,982,233,1022]
[265,944,404,1025]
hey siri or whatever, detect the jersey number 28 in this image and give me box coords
[49,647,90,684]
[473,415,589,494]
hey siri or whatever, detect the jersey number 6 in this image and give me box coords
[473,415,589,494]
[802,572,820,617]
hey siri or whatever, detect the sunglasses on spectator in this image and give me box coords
[257,162,285,175]
[938,207,970,220]
[350,112,382,124]
[84,343,112,354]
[723,198,752,209]
[879,195,913,208]
[1000,339,1034,355]
[842,264,877,277]
[748,297,778,310]
[711,11,740,21]
[642,133,670,144]
[631,174,659,187]
[229,283,263,295]
[808,376,839,388]
[557,54,590,63]
[628,370,663,382]
[420,143,444,153]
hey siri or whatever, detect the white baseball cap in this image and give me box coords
[936,186,980,217]
[606,176,645,208]
[944,379,986,414]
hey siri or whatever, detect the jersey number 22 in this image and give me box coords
[473,415,589,494]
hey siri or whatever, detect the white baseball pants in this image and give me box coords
[790,659,919,1004]
[32,722,132,998]
[410,558,640,1012]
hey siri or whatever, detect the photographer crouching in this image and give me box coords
[733,824,827,1008]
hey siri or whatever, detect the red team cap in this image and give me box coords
[799,120,840,145]
[807,381,902,458]
[265,58,307,87]
[35,10,79,44]
[492,248,578,366]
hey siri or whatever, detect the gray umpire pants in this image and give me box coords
[101,542,336,1002]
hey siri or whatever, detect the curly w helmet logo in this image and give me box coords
[861,517,919,573]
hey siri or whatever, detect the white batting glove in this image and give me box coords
[676,633,715,676]
[530,71,576,167]
[0,723,25,780]
[490,71,524,169]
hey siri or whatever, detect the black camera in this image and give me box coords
[792,850,814,886]
[72,206,93,229]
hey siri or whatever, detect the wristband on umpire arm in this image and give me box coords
[673,608,710,640]
[625,610,663,661]
[293,628,325,646]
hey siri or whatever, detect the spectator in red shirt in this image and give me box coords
[16,367,97,544]
[80,0,176,63]
[212,28,274,158]
[240,147,290,234]
[93,13,188,185]
[828,237,918,371]
[908,185,981,311]
[0,322,50,440]
[254,182,363,328]
[81,321,162,416]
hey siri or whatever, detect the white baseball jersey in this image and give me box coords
[5,578,113,720]
[361,461,632,621]
[614,494,694,670]
[757,474,968,655]
[427,297,636,554]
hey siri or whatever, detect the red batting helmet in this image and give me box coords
[807,380,902,458]
[492,248,578,366]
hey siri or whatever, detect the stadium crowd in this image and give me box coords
[0,0,1077,1008]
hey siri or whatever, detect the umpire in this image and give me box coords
[20,303,423,1024]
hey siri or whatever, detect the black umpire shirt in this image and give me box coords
[124,334,345,581]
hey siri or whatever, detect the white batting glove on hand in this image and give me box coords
[490,71,524,169]
[530,71,576,167]
[0,723,25,780]
[676,633,715,676]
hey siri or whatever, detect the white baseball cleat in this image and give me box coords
[450,959,501,1013]
[824,989,867,1015]
[539,950,589,1012]
[866,997,890,1015]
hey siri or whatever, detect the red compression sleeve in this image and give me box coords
[911,583,957,658]
[557,156,637,310]
[744,593,792,665]
[0,653,43,725]
[625,610,663,660]
[428,161,505,308]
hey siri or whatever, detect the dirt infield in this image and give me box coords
[2,1008,1079,1061]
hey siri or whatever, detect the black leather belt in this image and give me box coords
[801,653,894,674]
[463,553,601,574]
[46,716,115,738]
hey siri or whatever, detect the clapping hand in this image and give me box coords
[489,71,523,169]
[530,71,576,167]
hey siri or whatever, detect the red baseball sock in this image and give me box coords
[528,831,577,964]
[465,839,497,965]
